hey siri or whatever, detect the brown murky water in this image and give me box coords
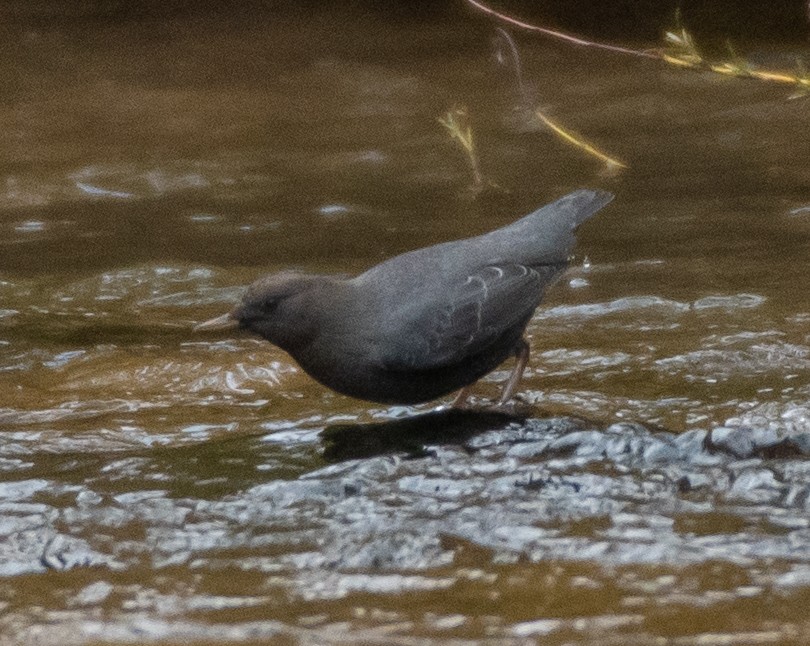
[1,4,810,644]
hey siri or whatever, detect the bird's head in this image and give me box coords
[193,271,327,344]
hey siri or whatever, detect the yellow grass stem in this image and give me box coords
[465,0,810,98]
[535,110,627,171]
[662,19,810,94]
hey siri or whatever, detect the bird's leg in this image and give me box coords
[497,338,530,405]
[451,385,473,408]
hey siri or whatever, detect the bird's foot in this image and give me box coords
[485,394,535,418]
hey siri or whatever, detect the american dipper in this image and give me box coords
[195,189,612,405]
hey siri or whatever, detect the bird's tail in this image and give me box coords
[491,189,613,265]
[539,189,614,228]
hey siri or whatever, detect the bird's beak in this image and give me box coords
[193,312,239,332]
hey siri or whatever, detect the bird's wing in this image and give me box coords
[379,263,562,372]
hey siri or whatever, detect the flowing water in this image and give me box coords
[1,4,810,644]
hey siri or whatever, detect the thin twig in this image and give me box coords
[494,28,528,103]
[492,29,627,170]
[466,0,810,94]
[465,0,658,59]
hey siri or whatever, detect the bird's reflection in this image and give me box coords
[321,407,527,462]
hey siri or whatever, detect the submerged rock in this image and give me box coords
[2,410,810,643]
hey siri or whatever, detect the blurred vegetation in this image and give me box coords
[442,0,807,189]
[663,10,810,98]
[438,107,483,189]
[0,0,806,46]
[468,1,810,97]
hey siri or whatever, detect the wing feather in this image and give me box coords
[381,263,562,371]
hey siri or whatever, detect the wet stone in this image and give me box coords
[794,434,810,454]
[2,411,810,637]
[398,476,484,501]
[673,429,709,459]
[642,439,680,464]
[547,430,607,457]
[727,468,786,504]
[605,422,651,437]
[505,441,551,459]
[707,424,810,460]
[708,426,757,459]
[783,485,810,509]
[247,479,363,508]
[673,472,715,493]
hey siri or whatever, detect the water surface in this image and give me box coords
[1,4,810,644]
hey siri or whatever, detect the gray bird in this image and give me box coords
[195,189,612,405]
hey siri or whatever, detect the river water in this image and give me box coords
[1,3,810,644]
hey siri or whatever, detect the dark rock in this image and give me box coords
[758,433,810,459]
